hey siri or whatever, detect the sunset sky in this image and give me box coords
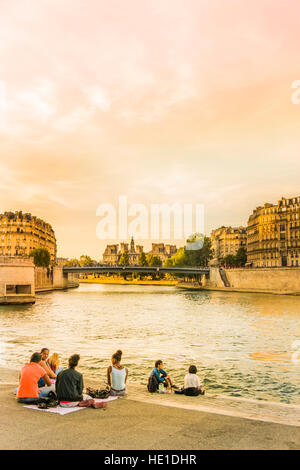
[1,0,300,259]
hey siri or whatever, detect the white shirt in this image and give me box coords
[111,366,126,391]
[184,373,201,389]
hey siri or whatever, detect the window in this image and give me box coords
[6,284,31,295]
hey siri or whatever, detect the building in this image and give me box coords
[148,243,177,263]
[102,244,119,265]
[210,226,247,265]
[102,237,144,265]
[56,257,69,267]
[0,211,57,264]
[247,196,300,267]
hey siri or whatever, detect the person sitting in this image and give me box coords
[107,350,128,396]
[175,365,205,396]
[48,353,64,375]
[17,352,55,404]
[55,354,93,407]
[38,348,57,387]
[150,360,176,391]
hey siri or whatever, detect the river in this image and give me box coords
[0,283,299,404]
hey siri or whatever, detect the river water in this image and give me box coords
[0,283,300,404]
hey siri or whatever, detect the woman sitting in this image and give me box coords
[107,350,128,396]
[48,352,64,376]
[175,365,205,396]
[55,354,93,407]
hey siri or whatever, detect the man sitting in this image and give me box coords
[55,354,93,407]
[17,352,55,404]
[149,360,176,391]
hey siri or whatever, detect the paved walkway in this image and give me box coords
[128,385,300,427]
[1,368,299,449]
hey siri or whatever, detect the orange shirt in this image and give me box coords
[17,362,46,398]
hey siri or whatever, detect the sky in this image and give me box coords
[1,0,300,259]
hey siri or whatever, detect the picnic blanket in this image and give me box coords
[23,405,84,415]
[23,396,119,415]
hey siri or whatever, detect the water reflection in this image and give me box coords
[0,284,299,403]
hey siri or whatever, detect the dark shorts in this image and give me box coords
[184,387,202,396]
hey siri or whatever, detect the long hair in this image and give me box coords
[48,353,59,370]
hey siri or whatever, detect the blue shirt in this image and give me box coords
[152,367,167,383]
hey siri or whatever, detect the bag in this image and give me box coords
[147,373,159,393]
[86,387,110,399]
[91,401,108,409]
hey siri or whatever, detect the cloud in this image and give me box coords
[87,86,111,112]
[52,106,92,132]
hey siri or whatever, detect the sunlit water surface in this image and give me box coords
[0,284,300,404]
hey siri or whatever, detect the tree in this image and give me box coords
[118,251,129,266]
[147,254,162,266]
[164,257,174,267]
[79,255,93,266]
[235,247,247,266]
[65,258,80,266]
[222,254,236,266]
[164,237,213,268]
[30,248,51,267]
[138,251,148,266]
[151,256,162,267]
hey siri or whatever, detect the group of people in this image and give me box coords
[16,348,129,406]
[148,360,205,396]
[16,348,204,407]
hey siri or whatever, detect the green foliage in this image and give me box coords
[235,247,247,266]
[138,251,148,266]
[222,247,247,267]
[65,255,94,267]
[65,258,79,266]
[79,255,93,266]
[164,236,213,267]
[29,248,51,267]
[146,254,162,266]
[118,251,129,266]
[164,257,174,267]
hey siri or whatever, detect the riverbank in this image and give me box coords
[206,266,300,295]
[80,277,178,286]
[178,283,300,296]
[35,282,79,293]
[1,367,299,450]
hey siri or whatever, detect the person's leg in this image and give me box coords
[18,397,40,404]
[174,387,185,395]
[165,375,173,386]
[38,384,55,397]
[78,394,94,407]
[38,378,45,388]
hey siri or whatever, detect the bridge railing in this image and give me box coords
[63,265,210,275]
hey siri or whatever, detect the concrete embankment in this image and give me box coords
[1,367,299,450]
[0,257,79,304]
[193,267,300,296]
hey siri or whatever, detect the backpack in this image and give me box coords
[147,372,159,393]
[86,387,110,399]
